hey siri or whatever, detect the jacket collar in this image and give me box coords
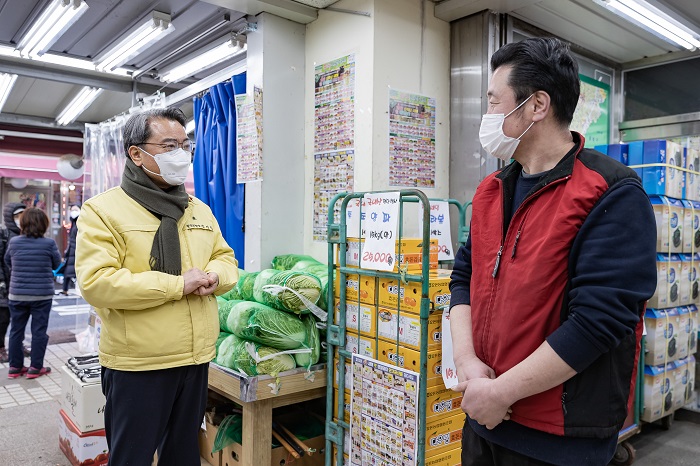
[496,131,585,185]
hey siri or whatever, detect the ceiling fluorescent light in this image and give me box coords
[597,0,700,50]
[0,73,19,112]
[95,11,174,72]
[159,36,246,83]
[56,86,103,125]
[17,0,89,59]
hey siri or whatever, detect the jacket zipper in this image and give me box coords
[562,391,567,416]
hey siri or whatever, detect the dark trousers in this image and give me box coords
[101,363,209,466]
[8,299,51,369]
[0,306,9,347]
[461,421,553,466]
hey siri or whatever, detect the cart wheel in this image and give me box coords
[660,413,674,430]
[610,441,636,465]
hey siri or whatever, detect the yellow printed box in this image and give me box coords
[334,272,377,305]
[377,307,442,351]
[344,331,377,359]
[425,447,462,466]
[334,301,377,337]
[377,269,452,314]
[332,388,351,424]
[336,238,439,272]
[425,412,466,456]
[377,340,443,388]
[426,386,463,420]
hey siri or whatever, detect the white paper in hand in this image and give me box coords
[441,309,459,389]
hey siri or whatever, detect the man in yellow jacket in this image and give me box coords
[76,107,238,466]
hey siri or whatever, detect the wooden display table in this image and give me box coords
[207,363,327,466]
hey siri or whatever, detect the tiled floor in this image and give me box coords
[0,341,78,409]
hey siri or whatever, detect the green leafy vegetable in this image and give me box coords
[253,269,322,314]
[236,272,259,301]
[226,301,307,350]
[293,315,321,368]
[271,254,321,271]
[214,334,296,376]
[218,300,244,331]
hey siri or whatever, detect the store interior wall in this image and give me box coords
[244,12,306,271]
[303,0,450,261]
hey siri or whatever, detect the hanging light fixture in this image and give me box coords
[16,0,89,59]
[0,73,18,112]
[94,11,174,72]
[158,35,246,84]
[56,86,103,126]
[594,0,700,50]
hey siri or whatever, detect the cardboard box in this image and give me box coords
[628,141,644,178]
[650,196,684,253]
[643,139,685,199]
[377,307,443,351]
[595,143,629,165]
[644,308,681,366]
[642,363,676,422]
[58,409,109,466]
[425,386,463,420]
[649,254,682,309]
[683,200,700,253]
[334,301,376,337]
[677,306,691,360]
[377,340,443,388]
[344,331,376,359]
[377,269,452,314]
[60,365,106,433]
[425,447,462,466]
[333,356,352,392]
[220,434,325,466]
[688,305,698,353]
[199,421,223,466]
[425,412,466,456]
[682,255,700,305]
[686,148,700,202]
[334,272,376,305]
[332,388,351,424]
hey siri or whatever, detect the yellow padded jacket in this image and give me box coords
[75,187,238,371]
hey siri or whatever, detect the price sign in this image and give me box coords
[419,200,454,260]
[346,198,366,238]
[360,192,400,271]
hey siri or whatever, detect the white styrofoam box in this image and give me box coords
[642,363,676,422]
[650,196,684,254]
[682,200,700,253]
[644,308,681,366]
[60,365,106,433]
[58,409,108,466]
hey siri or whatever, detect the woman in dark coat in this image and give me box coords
[61,204,80,295]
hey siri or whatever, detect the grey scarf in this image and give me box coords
[120,158,189,275]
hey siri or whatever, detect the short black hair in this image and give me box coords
[20,208,49,238]
[122,107,187,156]
[491,37,580,126]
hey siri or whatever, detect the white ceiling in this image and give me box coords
[436,0,700,64]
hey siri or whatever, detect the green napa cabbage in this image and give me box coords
[271,254,321,271]
[293,315,320,368]
[226,301,307,350]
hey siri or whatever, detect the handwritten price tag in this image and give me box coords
[360,192,400,271]
[441,310,459,389]
[346,198,366,238]
[419,200,454,261]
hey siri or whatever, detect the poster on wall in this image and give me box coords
[236,86,263,183]
[388,89,436,188]
[313,150,355,242]
[349,354,420,466]
[570,74,609,148]
[312,54,356,241]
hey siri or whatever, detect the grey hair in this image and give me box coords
[122,107,187,156]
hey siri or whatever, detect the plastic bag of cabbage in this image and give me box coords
[236,271,259,301]
[271,254,321,271]
[222,301,308,350]
[253,269,323,316]
[215,333,296,376]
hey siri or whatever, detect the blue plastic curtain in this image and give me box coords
[193,72,246,264]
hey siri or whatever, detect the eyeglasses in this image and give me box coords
[139,140,195,152]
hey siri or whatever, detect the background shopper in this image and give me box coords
[4,207,61,379]
[61,203,81,295]
[1,202,28,363]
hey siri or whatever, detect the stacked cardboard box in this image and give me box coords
[59,363,108,466]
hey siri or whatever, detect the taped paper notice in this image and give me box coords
[441,310,459,389]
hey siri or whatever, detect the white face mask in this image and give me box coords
[15,220,20,228]
[139,147,192,186]
[479,93,535,161]
[70,211,80,219]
